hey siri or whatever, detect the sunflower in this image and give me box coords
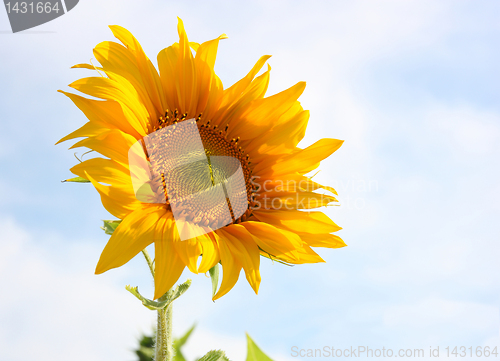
[58,18,346,300]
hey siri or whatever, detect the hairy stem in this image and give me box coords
[141,249,175,361]
[156,290,174,361]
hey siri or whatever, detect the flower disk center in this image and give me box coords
[146,111,253,228]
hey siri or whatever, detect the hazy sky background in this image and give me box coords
[0,1,499,360]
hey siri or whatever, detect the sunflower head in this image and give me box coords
[58,18,345,300]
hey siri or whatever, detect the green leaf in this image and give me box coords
[173,325,196,361]
[62,176,90,183]
[246,334,273,361]
[135,332,155,361]
[101,220,121,235]
[136,346,154,361]
[175,324,195,349]
[209,263,220,298]
[198,350,230,361]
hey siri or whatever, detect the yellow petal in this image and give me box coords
[108,25,166,115]
[157,44,181,111]
[189,42,200,52]
[253,209,342,234]
[254,173,338,195]
[95,204,166,274]
[217,55,271,110]
[255,138,343,176]
[239,221,303,262]
[58,90,144,140]
[193,34,227,117]
[219,226,261,294]
[212,230,242,300]
[176,17,197,116]
[216,64,271,131]
[295,175,338,195]
[70,157,131,186]
[69,129,137,165]
[245,107,308,160]
[154,214,186,299]
[172,229,203,274]
[241,64,271,100]
[195,34,227,70]
[227,82,306,141]
[198,233,220,274]
[56,121,109,145]
[93,41,161,119]
[300,233,347,249]
[71,63,98,70]
[85,171,142,219]
[292,244,325,264]
[254,190,337,210]
[69,76,150,135]
[202,73,224,122]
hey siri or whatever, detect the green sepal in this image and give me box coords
[246,333,273,361]
[62,176,90,183]
[126,279,192,311]
[171,279,192,303]
[125,285,170,310]
[173,324,196,361]
[260,249,294,267]
[208,263,220,298]
[101,220,121,235]
[198,350,230,361]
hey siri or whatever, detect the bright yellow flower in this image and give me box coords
[58,18,346,300]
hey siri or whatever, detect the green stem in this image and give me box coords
[142,250,173,361]
[141,249,155,278]
[156,290,174,361]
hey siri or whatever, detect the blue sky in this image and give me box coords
[0,1,499,360]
